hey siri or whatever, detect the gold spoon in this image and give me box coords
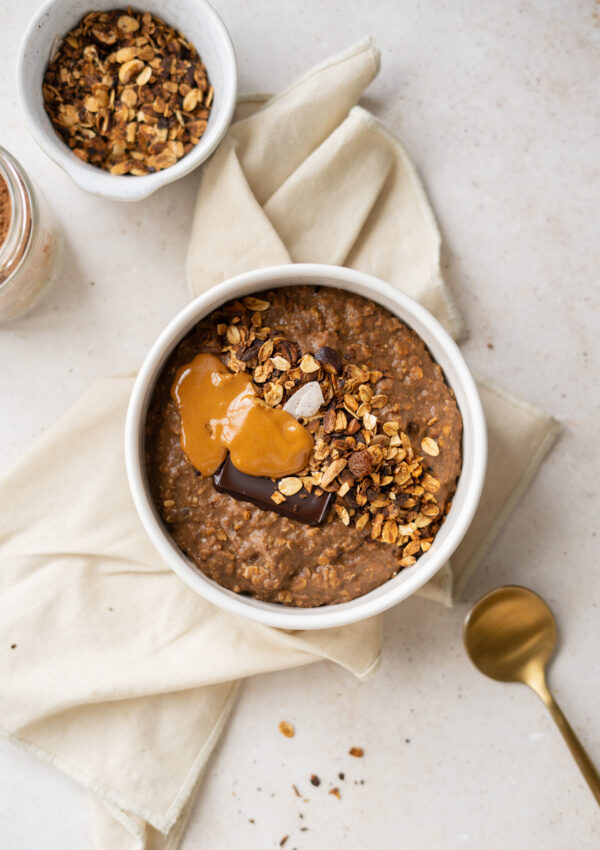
[463,585,600,805]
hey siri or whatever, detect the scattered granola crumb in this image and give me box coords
[349,747,364,758]
[487,342,494,349]
[10,644,17,650]
[292,784,301,798]
[248,818,255,824]
[279,721,294,738]
[338,772,345,780]
[329,787,341,799]
[310,774,320,787]
[279,837,289,847]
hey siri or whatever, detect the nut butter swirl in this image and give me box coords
[171,353,313,477]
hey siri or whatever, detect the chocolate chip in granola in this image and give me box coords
[239,340,262,362]
[314,345,342,374]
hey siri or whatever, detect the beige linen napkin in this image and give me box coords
[0,38,559,850]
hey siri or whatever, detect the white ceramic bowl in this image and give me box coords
[126,264,487,629]
[17,0,237,202]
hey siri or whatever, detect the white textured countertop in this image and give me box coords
[1,1,599,848]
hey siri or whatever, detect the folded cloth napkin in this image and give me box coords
[0,38,559,850]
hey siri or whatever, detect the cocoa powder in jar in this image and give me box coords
[0,146,58,321]
[0,174,10,248]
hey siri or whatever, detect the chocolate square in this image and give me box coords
[213,457,333,526]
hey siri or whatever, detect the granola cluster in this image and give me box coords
[42,9,213,175]
[214,295,447,569]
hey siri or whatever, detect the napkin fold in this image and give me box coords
[0,37,559,850]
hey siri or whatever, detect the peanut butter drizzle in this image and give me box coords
[171,353,314,478]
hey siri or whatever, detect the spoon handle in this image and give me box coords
[533,678,600,806]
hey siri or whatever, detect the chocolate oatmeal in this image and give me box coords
[145,286,463,606]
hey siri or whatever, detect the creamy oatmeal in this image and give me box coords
[145,286,462,607]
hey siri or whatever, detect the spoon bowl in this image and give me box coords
[463,585,556,684]
[464,585,600,806]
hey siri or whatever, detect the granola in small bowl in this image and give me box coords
[42,8,213,175]
[18,0,236,201]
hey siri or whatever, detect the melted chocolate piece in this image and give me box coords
[213,457,333,526]
[314,345,342,374]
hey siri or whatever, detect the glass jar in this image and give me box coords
[0,146,60,323]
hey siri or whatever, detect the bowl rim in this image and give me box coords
[16,0,238,202]
[125,263,487,629]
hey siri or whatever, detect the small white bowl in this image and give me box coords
[126,264,487,629]
[17,0,237,202]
